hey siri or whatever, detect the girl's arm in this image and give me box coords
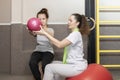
[28,30,37,37]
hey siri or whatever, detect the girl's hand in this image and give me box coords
[26,27,37,37]
[30,30,37,35]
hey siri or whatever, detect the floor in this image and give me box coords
[0,70,120,80]
[0,74,33,80]
[110,69,120,80]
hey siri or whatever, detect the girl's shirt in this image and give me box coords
[34,28,54,54]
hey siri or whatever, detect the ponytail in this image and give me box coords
[79,15,90,35]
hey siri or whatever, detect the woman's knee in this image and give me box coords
[45,64,53,72]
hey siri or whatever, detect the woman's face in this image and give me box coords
[38,14,48,26]
[68,15,79,29]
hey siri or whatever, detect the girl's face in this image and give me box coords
[38,14,48,26]
[68,15,79,30]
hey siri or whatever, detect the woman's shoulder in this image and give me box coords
[68,31,82,38]
[71,31,81,35]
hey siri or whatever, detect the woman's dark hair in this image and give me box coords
[36,8,49,18]
[72,13,90,35]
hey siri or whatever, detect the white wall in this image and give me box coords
[99,0,120,21]
[11,0,22,23]
[11,0,85,24]
[100,0,120,6]
[0,0,11,24]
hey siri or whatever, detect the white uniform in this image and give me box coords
[43,31,88,80]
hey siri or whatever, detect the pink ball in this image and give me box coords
[27,17,42,31]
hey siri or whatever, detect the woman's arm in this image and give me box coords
[44,28,54,37]
[34,28,71,48]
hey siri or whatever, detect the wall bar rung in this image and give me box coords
[100,6,120,9]
[100,9,120,12]
[100,6,120,12]
[100,21,120,25]
[103,65,120,67]
[100,35,120,38]
[100,50,120,53]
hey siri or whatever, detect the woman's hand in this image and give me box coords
[33,26,46,35]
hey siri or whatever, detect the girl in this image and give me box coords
[29,8,54,80]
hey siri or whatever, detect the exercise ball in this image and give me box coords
[66,63,113,80]
[27,17,42,31]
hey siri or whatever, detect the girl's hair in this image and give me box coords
[36,8,49,18]
[72,13,90,35]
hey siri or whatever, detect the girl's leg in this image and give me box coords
[29,51,42,80]
[42,52,54,73]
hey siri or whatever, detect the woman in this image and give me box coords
[34,13,90,80]
[29,8,54,80]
